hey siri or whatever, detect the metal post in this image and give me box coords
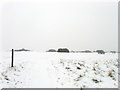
[11,49,14,67]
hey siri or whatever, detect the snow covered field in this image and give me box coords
[0,51,118,89]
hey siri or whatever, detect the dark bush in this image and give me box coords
[96,50,105,54]
[110,51,116,53]
[57,48,69,53]
[47,49,56,52]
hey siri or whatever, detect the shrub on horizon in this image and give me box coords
[57,48,69,53]
[96,50,105,54]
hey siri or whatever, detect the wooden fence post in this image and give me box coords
[11,49,14,67]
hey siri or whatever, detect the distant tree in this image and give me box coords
[71,50,75,53]
[47,49,56,52]
[15,48,30,52]
[57,48,69,53]
[84,50,92,53]
[96,50,105,54]
[110,51,116,53]
[80,50,92,53]
[93,51,96,53]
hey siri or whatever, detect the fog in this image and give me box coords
[0,0,118,51]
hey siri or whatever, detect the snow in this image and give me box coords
[0,51,118,89]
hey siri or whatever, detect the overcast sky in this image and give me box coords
[0,0,118,51]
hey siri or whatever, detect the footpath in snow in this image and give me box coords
[0,51,118,89]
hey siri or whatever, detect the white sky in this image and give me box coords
[0,0,118,51]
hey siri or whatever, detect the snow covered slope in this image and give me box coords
[0,52,118,89]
